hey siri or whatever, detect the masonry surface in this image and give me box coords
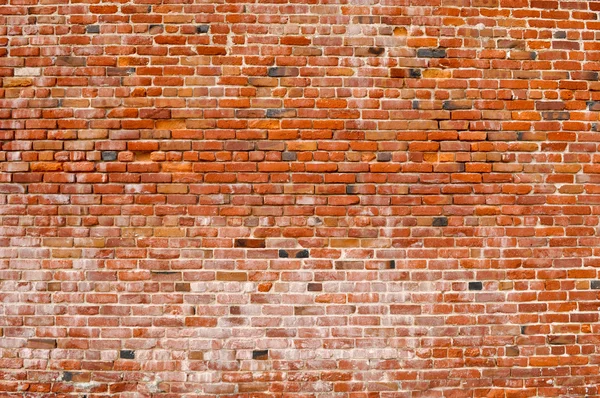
[1,0,600,396]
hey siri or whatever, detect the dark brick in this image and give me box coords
[589,101,600,111]
[417,48,446,58]
[368,47,385,56]
[295,249,309,258]
[505,346,519,356]
[571,71,598,81]
[409,68,421,78]
[266,108,297,118]
[346,185,357,194]
[196,25,210,34]
[86,25,100,34]
[107,67,135,76]
[278,249,289,258]
[542,111,569,120]
[529,51,537,60]
[267,67,299,77]
[63,372,73,382]
[120,350,135,359]
[468,281,483,291]
[592,123,598,132]
[102,151,117,161]
[516,132,524,141]
[390,68,406,78]
[282,152,297,161]
[432,217,448,227]
[307,283,322,291]
[591,280,600,289]
[412,100,419,109]
[234,239,266,248]
[252,350,268,360]
[442,100,472,110]
[377,152,392,162]
[175,283,190,292]
[389,260,395,269]
[553,31,566,39]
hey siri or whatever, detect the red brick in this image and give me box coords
[2,2,599,396]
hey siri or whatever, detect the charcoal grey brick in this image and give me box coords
[417,48,446,58]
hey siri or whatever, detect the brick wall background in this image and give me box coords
[2,0,600,396]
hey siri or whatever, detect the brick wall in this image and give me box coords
[2,0,600,396]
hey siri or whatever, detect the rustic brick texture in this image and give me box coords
[2,0,600,396]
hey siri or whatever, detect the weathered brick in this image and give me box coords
[266,108,296,118]
[417,48,446,58]
[432,217,448,226]
[2,2,600,395]
[267,67,299,77]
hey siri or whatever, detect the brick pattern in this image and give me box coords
[2,0,600,396]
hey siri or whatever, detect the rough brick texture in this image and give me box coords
[2,0,600,397]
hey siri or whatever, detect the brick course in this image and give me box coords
[2,0,600,396]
